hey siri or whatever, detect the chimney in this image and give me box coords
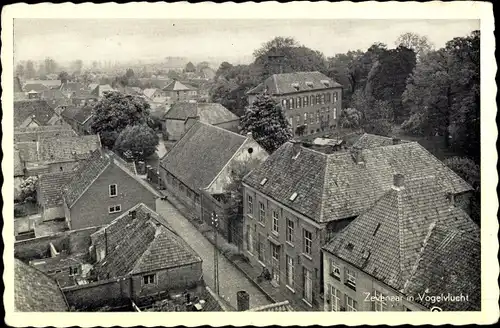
[291,140,302,159]
[392,173,405,190]
[129,210,136,220]
[237,291,250,311]
[351,146,364,164]
[392,137,401,145]
[246,131,253,139]
[447,192,455,206]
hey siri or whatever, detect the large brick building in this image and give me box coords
[322,175,480,312]
[241,139,473,311]
[247,71,342,137]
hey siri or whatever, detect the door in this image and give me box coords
[271,243,280,284]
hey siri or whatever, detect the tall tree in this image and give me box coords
[44,57,57,75]
[184,62,196,73]
[240,94,292,153]
[25,60,36,79]
[396,32,434,59]
[15,63,25,78]
[125,68,135,78]
[113,124,159,161]
[90,91,152,148]
[58,71,70,84]
[72,59,83,74]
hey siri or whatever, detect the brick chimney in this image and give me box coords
[392,137,401,145]
[291,140,302,159]
[447,192,455,206]
[129,210,136,220]
[351,146,364,164]
[392,173,405,190]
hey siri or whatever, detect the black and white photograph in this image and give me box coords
[2,1,497,326]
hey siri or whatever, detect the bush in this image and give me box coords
[363,119,392,136]
[14,206,26,218]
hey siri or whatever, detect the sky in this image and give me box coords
[14,19,479,64]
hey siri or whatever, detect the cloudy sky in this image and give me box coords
[14,19,479,63]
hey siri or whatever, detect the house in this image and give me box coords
[91,84,115,98]
[22,204,203,310]
[23,83,49,93]
[61,106,94,135]
[143,88,165,100]
[14,100,65,128]
[322,175,480,312]
[241,140,473,311]
[14,259,69,312]
[37,171,76,222]
[247,71,343,137]
[162,102,240,141]
[60,82,86,98]
[61,150,161,230]
[352,133,409,149]
[159,122,268,245]
[24,79,62,90]
[162,80,198,102]
[14,125,77,143]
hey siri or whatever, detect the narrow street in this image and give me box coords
[155,199,271,310]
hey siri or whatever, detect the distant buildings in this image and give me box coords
[163,80,198,102]
[61,106,94,135]
[14,100,67,128]
[247,71,343,137]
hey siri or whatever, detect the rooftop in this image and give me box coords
[247,71,342,95]
[38,134,101,163]
[14,100,57,127]
[163,80,196,92]
[164,102,239,124]
[14,125,77,143]
[38,171,76,208]
[352,133,409,149]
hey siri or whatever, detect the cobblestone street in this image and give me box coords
[155,199,271,310]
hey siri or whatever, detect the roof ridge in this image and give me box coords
[396,187,406,282]
[319,155,333,222]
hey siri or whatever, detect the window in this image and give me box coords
[247,195,253,215]
[303,229,312,255]
[289,192,298,202]
[333,92,338,103]
[297,97,302,108]
[310,95,315,105]
[372,290,388,311]
[304,113,308,125]
[326,93,331,103]
[345,268,356,290]
[330,259,341,280]
[286,219,294,244]
[288,117,293,127]
[333,108,337,120]
[143,274,156,285]
[316,94,321,104]
[282,99,287,109]
[69,266,79,276]
[303,267,313,304]
[271,244,280,283]
[246,225,254,253]
[309,112,314,124]
[97,246,106,262]
[303,96,308,107]
[286,255,295,288]
[316,111,320,123]
[108,205,122,214]
[272,211,279,234]
[109,184,117,197]
[186,189,192,198]
[179,184,185,193]
[296,115,301,125]
[290,98,294,109]
[258,234,265,262]
[329,285,341,311]
[321,94,325,104]
[259,202,266,223]
[345,295,357,311]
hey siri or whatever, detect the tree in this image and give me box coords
[25,61,36,79]
[19,176,38,203]
[339,108,362,129]
[113,124,159,161]
[396,32,434,59]
[58,71,70,84]
[196,61,211,72]
[240,94,292,153]
[125,68,135,78]
[184,62,196,73]
[16,64,25,78]
[72,59,84,74]
[167,69,181,80]
[90,91,152,148]
[44,57,57,74]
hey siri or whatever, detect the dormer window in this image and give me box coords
[321,80,330,87]
[289,192,298,202]
[306,81,313,88]
[109,184,117,197]
[292,83,300,91]
[260,178,268,186]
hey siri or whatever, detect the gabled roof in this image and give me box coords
[23,83,49,93]
[25,79,62,89]
[88,83,99,92]
[61,106,81,120]
[41,89,66,100]
[92,203,201,279]
[38,171,76,207]
[163,80,196,91]
[73,106,94,124]
[164,102,238,124]
[246,71,342,96]
[38,135,101,163]
[14,259,68,312]
[143,88,159,99]
[91,84,114,97]
[243,141,472,223]
[323,177,479,310]
[14,100,57,127]
[60,82,85,92]
[353,133,409,149]
[160,121,247,192]
[14,126,77,143]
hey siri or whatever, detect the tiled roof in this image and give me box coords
[143,88,158,99]
[353,133,409,149]
[88,83,99,92]
[14,126,77,143]
[25,79,62,89]
[243,141,472,223]
[92,203,201,279]
[14,100,57,127]
[73,106,94,124]
[38,135,101,163]
[14,92,28,101]
[61,106,81,120]
[38,171,76,207]
[163,80,196,91]
[165,102,238,124]
[247,71,342,95]
[16,142,39,162]
[41,89,66,100]
[23,83,49,93]
[60,82,85,92]
[92,84,114,97]
[160,121,247,192]
[62,150,110,207]
[14,259,68,312]
[14,150,25,176]
[247,301,294,312]
[323,176,479,296]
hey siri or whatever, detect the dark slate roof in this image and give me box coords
[323,177,479,300]
[38,171,76,207]
[160,122,247,192]
[402,227,480,311]
[247,71,342,95]
[243,142,472,223]
[14,150,24,176]
[163,80,195,91]
[41,89,66,100]
[14,259,68,312]
[23,83,49,93]
[14,126,77,143]
[61,106,81,120]
[248,301,294,312]
[92,203,201,279]
[14,100,57,127]
[353,133,409,149]
[73,106,94,124]
[38,135,101,162]
[164,102,238,124]
[60,82,85,92]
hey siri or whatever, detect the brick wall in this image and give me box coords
[69,164,157,230]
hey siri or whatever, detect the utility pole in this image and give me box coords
[211,211,220,295]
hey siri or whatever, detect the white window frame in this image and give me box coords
[258,234,265,262]
[259,202,266,223]
[373,289,388,311]
[330,259,341,280]
[247,225,254,253]
[303,229,312,255]
[345,268,356,289]
[108,204,122,214]
[247,195,253,215]
[330,284,341,312]
[272,211,279,234]
[286,219,294,244]
[304,113,308,125]
[333,108,337,120]
[286,255,295,289]
[345,295,357,312]
[333,92,338,103]
[109,184,117,197]
[303,267,313,305]
[143,274,156,285]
